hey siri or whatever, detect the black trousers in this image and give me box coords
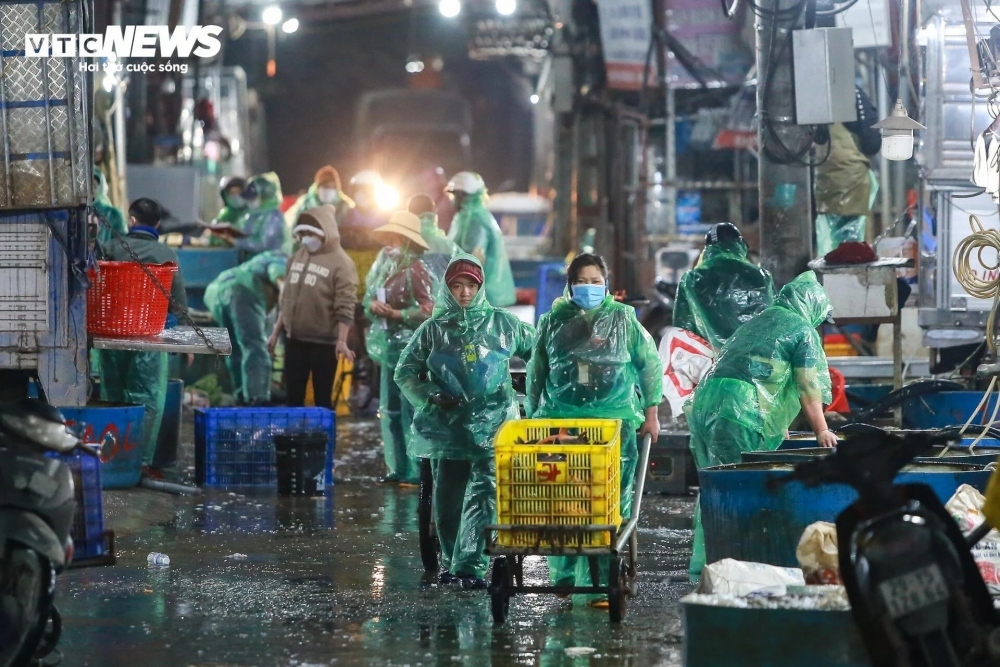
[284,337,338,409]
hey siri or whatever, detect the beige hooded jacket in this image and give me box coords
[281,204,359,345]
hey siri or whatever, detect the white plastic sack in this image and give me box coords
[696,558,805,597]
[796,522,841,585]
[946,484,1000,594]
[659,326,715,416]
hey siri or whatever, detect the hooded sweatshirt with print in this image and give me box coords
[280,204,358,345]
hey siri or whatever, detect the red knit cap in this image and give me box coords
[315,166,341,189]
[445,260,484,287]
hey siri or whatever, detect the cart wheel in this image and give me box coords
[418,459,439,572]
[608,557,628,624]
[489,557,511,624]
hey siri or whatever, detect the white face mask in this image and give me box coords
[318,187,340,205]
[300,236,322,253]
[247,199,261,211]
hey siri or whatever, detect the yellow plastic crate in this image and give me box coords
[494,418,622,549]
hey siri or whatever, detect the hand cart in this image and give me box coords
[485,420,654,625]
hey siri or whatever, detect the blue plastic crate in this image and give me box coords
[194,408,336,488]
[535,263,567,324]
[46,448,105,561]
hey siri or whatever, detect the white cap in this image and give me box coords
[446,171,486,195]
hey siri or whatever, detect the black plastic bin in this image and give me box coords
[274,432,329,496]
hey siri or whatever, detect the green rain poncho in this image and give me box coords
[419,211,456,281]
[363,245,438,483]
[284,183,354,230]
[204,251,287,404]
[686,271,833,467]
[93,168,127,246]
[235,172,291,260]
[97,227,187,467]
[673,240,776,351]
[685,271,833,578]
[447,193,517,307]
[525,292,662,590]
[395,253,535,577]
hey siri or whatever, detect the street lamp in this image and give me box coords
[496,0,516,15]
[262,5,282,25]
[439,0,461,18]
[282,18,299,34]
[874,99,925,161]
[529,93,539,105]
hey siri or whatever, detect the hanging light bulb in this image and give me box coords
[873,99,926,161]
[439,0,461,18]
[496,0,516,15]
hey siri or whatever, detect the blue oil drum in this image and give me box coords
[699,461,991,568]
[747,445,1000,467]
[902,391,1000,430]
[59,402,146,489]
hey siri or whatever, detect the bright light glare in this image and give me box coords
[496,0,516,15]
[375,183,400,211]
[439,0,461,18]
[262,5,282,25]
[406,60,425,74]
[281,18,298,33]
[102,74,115,92]
[530,93,539,104]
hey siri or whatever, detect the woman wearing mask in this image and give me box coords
[269,205,357,408]
[363,211,437,485]
[395,254,535,589]
[284,165,355,231]
[525,253,662,607]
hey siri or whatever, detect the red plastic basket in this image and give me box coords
[87,261,177,337]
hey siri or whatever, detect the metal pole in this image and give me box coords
[878,58,891,234]
[113,0,127,200]
[756,0,813,286]
[664,86,676,236]
[893,0,912,223]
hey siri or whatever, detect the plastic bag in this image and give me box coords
[659,326,714,416]
[696,558,805,597]
[796,522,841,585]
[946,484,1000,594]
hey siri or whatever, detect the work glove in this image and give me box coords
[428,391,463,410]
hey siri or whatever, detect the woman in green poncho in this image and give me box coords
[364,211,438,485]
[685,271,837,578]
[525,253,662,607]
[395,253,535,589]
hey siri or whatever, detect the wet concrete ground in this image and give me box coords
[58,418,697,667]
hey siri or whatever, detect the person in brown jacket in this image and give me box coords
[268,204,358,409]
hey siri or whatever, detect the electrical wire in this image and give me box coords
[947,214,1000,453]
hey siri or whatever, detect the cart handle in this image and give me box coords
[615,432,654,554]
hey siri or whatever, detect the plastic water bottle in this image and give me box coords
[147,552,170,567]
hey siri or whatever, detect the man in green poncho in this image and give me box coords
[685,271,838,578]
[445,172,516,308]
[97,198,187,474]
[213,176,248,225]
[396,253,535,589]
[212,172,290,261]
[204,251,286,405]
[673,223,775,351]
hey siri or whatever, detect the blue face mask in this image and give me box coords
[571,284,606,310]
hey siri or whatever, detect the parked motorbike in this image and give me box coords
[774,427,1000,666]
[0,400,88,667]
